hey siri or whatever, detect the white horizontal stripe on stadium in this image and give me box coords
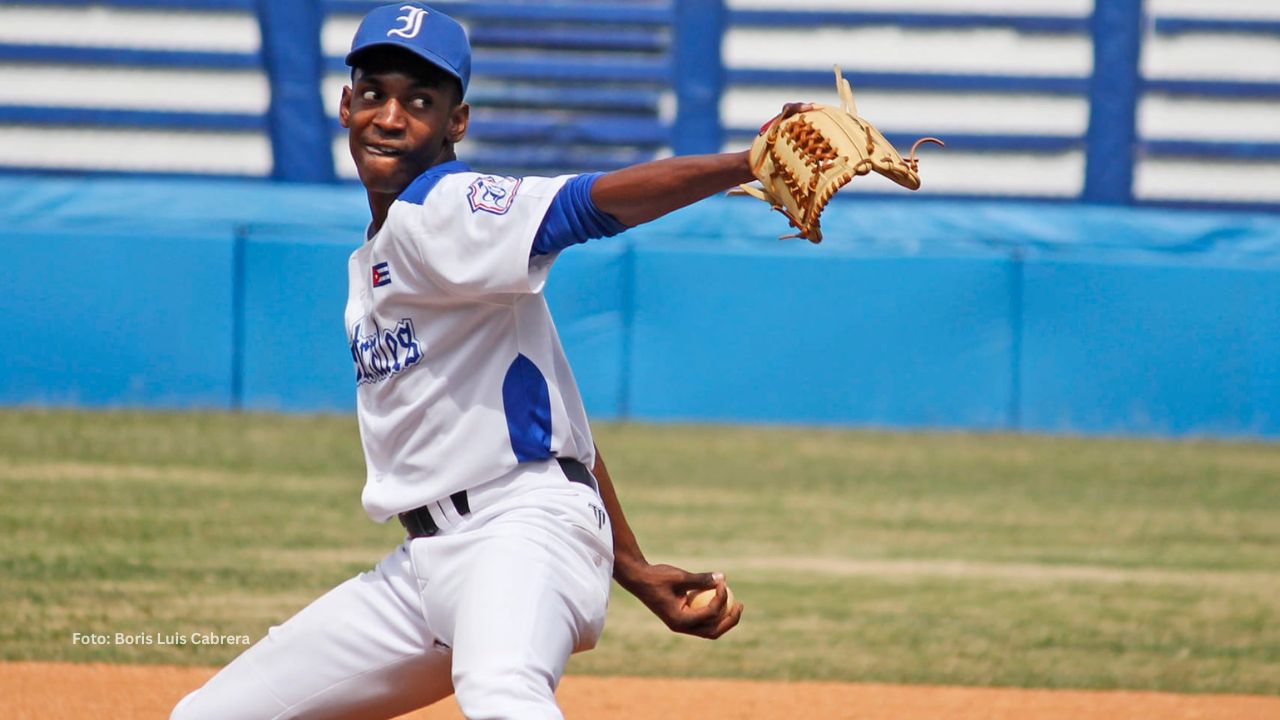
[322,16,363,60]
[724,27,1092,76]
[0,127,270,175]
[1148,0,1280,21]
[0,64,269,114]
[727,0,1092,15]
[1142,32,1280,83]
[1136,160,1280,203]
[1141,96,1280,143]
[333,136,358,180]
[0,5,259,52]
[323,74,355,117]
[724,89,1089,136]
[720,144,1085,198]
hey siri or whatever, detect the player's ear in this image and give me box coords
[447,101,469,144]
[339,86,353,129]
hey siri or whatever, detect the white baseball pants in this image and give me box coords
[170,459,614,720]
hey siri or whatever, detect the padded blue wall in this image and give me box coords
[1,227,235,408]
[3,176,1279,438]
[1021,259,1280,436]
[542,243,631,419]
[625,244,1016,428]
[239,228,357,411]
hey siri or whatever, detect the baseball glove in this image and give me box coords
[733,65,943,243]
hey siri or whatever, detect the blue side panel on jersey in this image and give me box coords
[1020,258,1280,436]
[624,242,1016,428]
[239,227,360,412]
[0,227,235,408]
[502,354,554,462]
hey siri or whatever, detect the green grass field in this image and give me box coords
[1,409,1277,694]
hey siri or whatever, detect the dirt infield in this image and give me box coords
[2,662,1279,720]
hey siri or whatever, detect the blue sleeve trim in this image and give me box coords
[531,172,629,257]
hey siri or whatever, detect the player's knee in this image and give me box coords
[453,665,562,720]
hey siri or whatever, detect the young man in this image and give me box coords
[172,3,796,718]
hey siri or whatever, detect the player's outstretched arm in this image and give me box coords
[592,447,743,639]
[590,151,753,229]
[591,103,813,228]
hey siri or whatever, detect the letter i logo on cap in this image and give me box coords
[389,5,428,39]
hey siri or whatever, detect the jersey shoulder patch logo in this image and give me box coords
[466,175,522,215]
[372,261,391,288]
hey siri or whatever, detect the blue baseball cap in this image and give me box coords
[346,3,471,96]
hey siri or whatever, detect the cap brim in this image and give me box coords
[345,41,465,90]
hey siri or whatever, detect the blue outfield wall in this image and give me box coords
[2,227,237,408]
[2,176,1279,438]
[624,245,1016,428]
[1020,259,1280,436]
[239,227,357,412]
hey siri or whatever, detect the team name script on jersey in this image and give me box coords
[350,318,423,385]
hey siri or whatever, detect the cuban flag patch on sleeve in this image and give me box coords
[467,175,521,215]
[372,261,391,287]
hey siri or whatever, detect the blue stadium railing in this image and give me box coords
[1,0,1278,210]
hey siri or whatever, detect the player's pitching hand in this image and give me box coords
[758,102,815,134]
[618,563,743,639]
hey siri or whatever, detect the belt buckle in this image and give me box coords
[399,507,440,538]
[400,490,472,538]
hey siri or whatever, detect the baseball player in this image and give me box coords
[171,3,785,718]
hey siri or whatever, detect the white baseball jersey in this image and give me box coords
[344,162,596,522]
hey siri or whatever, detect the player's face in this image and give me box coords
[340,59,468,196]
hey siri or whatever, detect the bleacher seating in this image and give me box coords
[0,0,1277,208]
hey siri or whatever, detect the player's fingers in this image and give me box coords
[687,598,743,640]
[778,101,814,119]
[671,593,723,630]
[758,103,814,134]
[699,582,729,614]
[667,586,730,634]
[676,577,727,621]
[707,602,745,639]
[676,611,721,637]
[672,570,721,593]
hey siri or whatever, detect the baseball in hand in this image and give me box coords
[686,585,736,615]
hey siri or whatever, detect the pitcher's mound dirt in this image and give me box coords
[2,661,1277,719]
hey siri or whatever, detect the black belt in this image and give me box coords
[399,458,598,539]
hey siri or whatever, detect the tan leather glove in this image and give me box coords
[734,66,944,243]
